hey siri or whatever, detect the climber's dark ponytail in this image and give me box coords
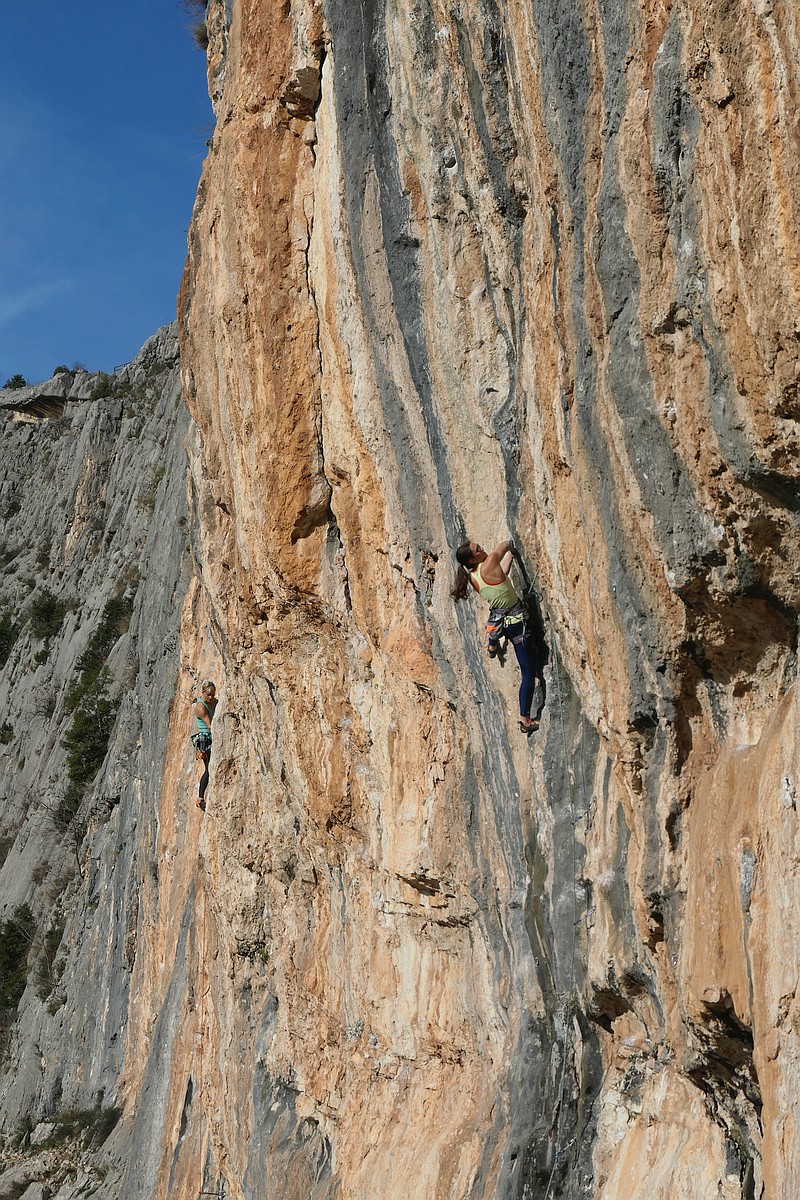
[451,542,475,602]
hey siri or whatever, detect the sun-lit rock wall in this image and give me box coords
[165,0,800,1196]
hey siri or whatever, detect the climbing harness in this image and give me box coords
[190,732,212,760]
[486,601,528,654]
[192,695,215,761]
[478,553,532,658]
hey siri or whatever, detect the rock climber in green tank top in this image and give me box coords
[193,680,217,811]
[452,538,543,734]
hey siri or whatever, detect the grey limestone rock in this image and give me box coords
[0,323,190,1193]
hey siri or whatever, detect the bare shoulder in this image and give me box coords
[482,542,511,582]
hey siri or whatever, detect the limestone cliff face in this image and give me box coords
[173,1,799,1197]
[2,1,799,1198]
[0,328,190,1196]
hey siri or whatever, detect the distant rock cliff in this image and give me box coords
[0,327,191,1196]
[2,1,800,1198]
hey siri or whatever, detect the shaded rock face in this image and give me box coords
[0,327,191,1195]
[171,1,799,1197]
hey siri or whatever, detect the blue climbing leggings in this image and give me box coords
[514,636,537,718]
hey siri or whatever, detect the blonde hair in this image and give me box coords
[201,679,216,693]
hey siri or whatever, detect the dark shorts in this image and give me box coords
[486,603,528,646]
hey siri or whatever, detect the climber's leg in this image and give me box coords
[512,633,538,732]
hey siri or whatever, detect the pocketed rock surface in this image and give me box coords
[2,1,800,1198]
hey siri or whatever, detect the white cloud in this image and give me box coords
[0,280,71,328]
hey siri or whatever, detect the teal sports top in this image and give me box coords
[195,698,217,737]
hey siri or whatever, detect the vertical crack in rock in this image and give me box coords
[503,658,605,1199]
[324,0,458,560]
[530,0,673,736]
[121,885,195,1200]
[449,5,526,493]
[298,43,353,612]
[292,45,335,554]
[595,0,715,586]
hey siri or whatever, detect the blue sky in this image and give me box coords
[1,1,213,386]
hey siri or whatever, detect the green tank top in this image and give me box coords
[470,564,519,610]
[195,698,216,737]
